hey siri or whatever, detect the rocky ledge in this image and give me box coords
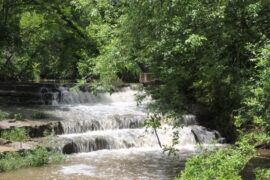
[0,119,63,153]
[0,138,44,153]
[0,119,63,138]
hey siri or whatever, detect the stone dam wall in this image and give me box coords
[0,82,71,105]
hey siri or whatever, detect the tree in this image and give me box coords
[94,0,270,142]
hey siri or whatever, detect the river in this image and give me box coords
[0,84,224,179]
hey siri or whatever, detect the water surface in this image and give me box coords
[1,148,193,180]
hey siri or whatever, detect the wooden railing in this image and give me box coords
[139,73,155,83]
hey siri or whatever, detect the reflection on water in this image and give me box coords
[0,148,193,180]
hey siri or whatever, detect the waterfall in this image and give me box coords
[0,83,225,180]
[55,126,223,154]
[57,85,140,104]
[48,85,223,154]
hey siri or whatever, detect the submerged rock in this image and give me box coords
[189,125,225,144]
[62,142,79,154]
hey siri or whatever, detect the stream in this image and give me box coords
[0,85,224,179]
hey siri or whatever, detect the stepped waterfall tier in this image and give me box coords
[0,84,224,180]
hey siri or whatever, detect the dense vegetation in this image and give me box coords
[178,141,255,180]
[0,126,64,172]
[0,147,65,172]
[0,128,28,142]
[1,0,270,179]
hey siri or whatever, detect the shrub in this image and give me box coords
[255,168,270,180]
[0,147,65,172]
[9,113,24,120]
[0,128,29,142]
[177,142,255,180]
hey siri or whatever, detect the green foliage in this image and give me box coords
[14,113,23,120]
[70,79,89,92]
[255,168,270,180]
[9,113,24,120]
[0,128,28,142]
[91,82,115,94]
[86,0,270,143]
[0,147,65,172]
[143,114,163,148]
[234,43,270,140]
[42,129,57,149]
[0,110,5,120]
[43,129,55,137]
[144,114,161,129]
[177,143,255,180]
[31,111,47,119]
[0,0,97,81]
[0,0,270,178]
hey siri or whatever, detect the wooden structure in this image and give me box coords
[139,73,155,83]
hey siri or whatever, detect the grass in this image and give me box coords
[31,111,47,119]
[0,128,29,142]
[0,147,65,172]
[0,126,65,172]
[8,113,24,120]
[0,128,29,149]
[1,110,48,120]
[0,110,5,120]
[0,110,65,173]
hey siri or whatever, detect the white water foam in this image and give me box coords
[56,125,223,153]
[59,164,96,176]
[0,85,225,180]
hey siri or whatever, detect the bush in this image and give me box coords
[31,111,47,119]
[177,142,255,180]
[0,128,29,142]
[9,113,24,120]
[0,147,65,172]
[255,168,270,180]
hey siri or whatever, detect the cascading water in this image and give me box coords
[1,84,224,180]
[52,86,148,134]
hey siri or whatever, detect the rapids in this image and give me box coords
[1,84,223,179]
